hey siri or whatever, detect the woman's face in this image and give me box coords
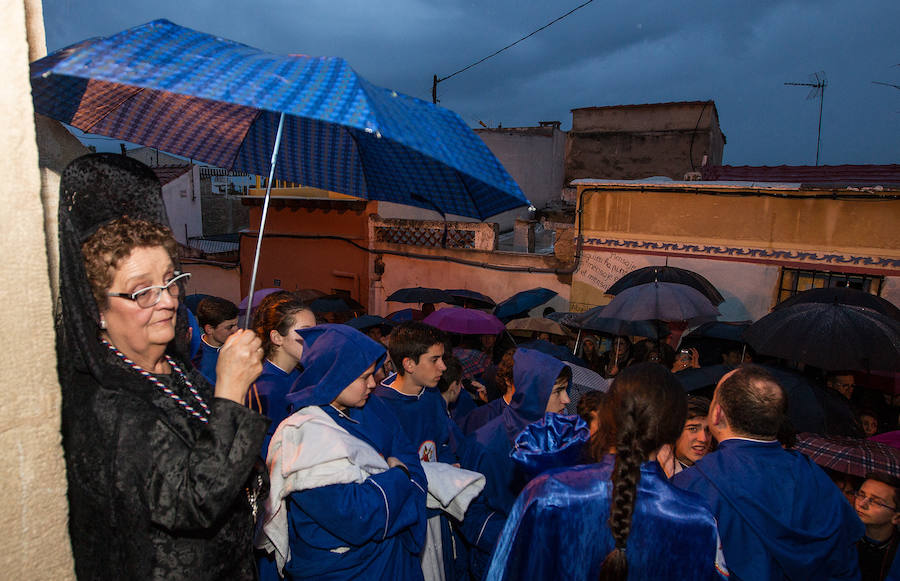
[613,338,628,356]
[101,246,178,360]
[333,363,378,410]
[274,309,317,366]
[583,340,596,355]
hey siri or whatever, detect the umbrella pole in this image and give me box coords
[243,112,286,329]
[573,328,582,355]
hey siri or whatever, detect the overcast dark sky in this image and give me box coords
[43,0,899,166]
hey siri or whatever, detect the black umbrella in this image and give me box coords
[309,294,365,314]
[743,303,900,372]
[606,266,725,306]
[775,287,900,321]
[494,288,558,321]
[386,287,455,304]
[445,289,496,309]
[601,282,720,324]
[683,321,751,343]
[571,306,662,338]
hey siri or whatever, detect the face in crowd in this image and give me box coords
[675,413,710,466]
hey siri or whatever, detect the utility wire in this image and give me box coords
[436,0,595,86]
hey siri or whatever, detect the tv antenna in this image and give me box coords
[785,71,827,165]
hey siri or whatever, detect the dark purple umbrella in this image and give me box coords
[600,282,720,324]
[309,294,365,314]
[238,287,284,312]
[386,287,455,304]
[775,287,900,321]
[795,433,900,478]
[606,266,725,305]
[424,307,505,335]
[387,308,424,322]
[743,302,900,372]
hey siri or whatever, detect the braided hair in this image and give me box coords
[598,363,687,580]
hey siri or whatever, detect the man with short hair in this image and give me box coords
[672,395,711,475]
[824,371,863,437]
[855,473,900,581]
[673,365,863,580]
[194,296,239,384]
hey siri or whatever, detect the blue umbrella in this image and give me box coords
[601,282,720,324]
[518,340,586,367]
[30,19,529,323]
[683,321,751,343]
[494,288,558,320]
[31,20,527,220]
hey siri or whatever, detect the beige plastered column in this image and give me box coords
[0,0,79,577]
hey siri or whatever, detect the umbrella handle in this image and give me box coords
[243,112,286,329]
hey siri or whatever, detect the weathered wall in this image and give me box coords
[183,262,242,304]
[2,0,76,577]
[239,201,373,305]
[571,180,900,319]
[162,166,202,244]
[566,102,725,182]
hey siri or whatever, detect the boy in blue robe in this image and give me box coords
[260,324,427,581]
[673,365,863,581]
[192,296,239,384]
[375,322,504,580]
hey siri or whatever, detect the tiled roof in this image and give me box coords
[701,164,900,187]
[187,238,239,254]
[151,164,193,185]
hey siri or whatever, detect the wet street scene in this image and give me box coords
[3,2,900,580]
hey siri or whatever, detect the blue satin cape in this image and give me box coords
[486,457,727,581]
[673,438,863,581]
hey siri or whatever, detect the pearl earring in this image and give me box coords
[100,318,107,330]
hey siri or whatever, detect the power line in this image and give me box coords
[433,0,595,103]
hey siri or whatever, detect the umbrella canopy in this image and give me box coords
[606,266,725,306]
[743,303,900,372]
[424,307,505,335]
[775,287,900,321]
[517,340,586,367]
[563,362,611,415]
[452,347,493,379]
[31,20,529,221]
[570,306,662,338]
[506,317,567,337]
[600,282,720,324]
[683,321,751,343]
[386,287,455,304]
[795,433,900,478]
[387,308,424,322]
[494,287,558,320]
[343,314,395,333]
[445,289,496,309]
[309,294,365,314]
[238,287,284,311]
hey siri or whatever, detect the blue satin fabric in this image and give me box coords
[486,458,725,581]
[511,413,590,479]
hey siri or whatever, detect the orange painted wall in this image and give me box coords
[240,201,374,306]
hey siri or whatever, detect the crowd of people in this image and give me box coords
[56,153,900,581]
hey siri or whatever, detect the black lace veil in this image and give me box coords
[55,153,189,385]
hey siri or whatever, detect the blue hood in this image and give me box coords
[508,348,567,425]
[286,324,386,410]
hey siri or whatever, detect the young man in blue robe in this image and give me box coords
[375,322,504,580]
[259,324,428,581]
[193,296,239,384]
[673,365,864,581]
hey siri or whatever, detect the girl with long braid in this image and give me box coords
[486,363,728,580]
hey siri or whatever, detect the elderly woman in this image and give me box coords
[56,154,269,580]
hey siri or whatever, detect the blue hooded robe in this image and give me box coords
[375,375,505,579]
[251,359,301,457]
[472,348,567,514]
[673,438,864,581]
[275,325,428,581]
[486,456,728,580]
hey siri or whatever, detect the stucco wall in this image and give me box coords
[162,166,202,244]
[2,0,76,577]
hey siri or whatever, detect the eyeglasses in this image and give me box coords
[108,272,191,308]
[855,490,897,511]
